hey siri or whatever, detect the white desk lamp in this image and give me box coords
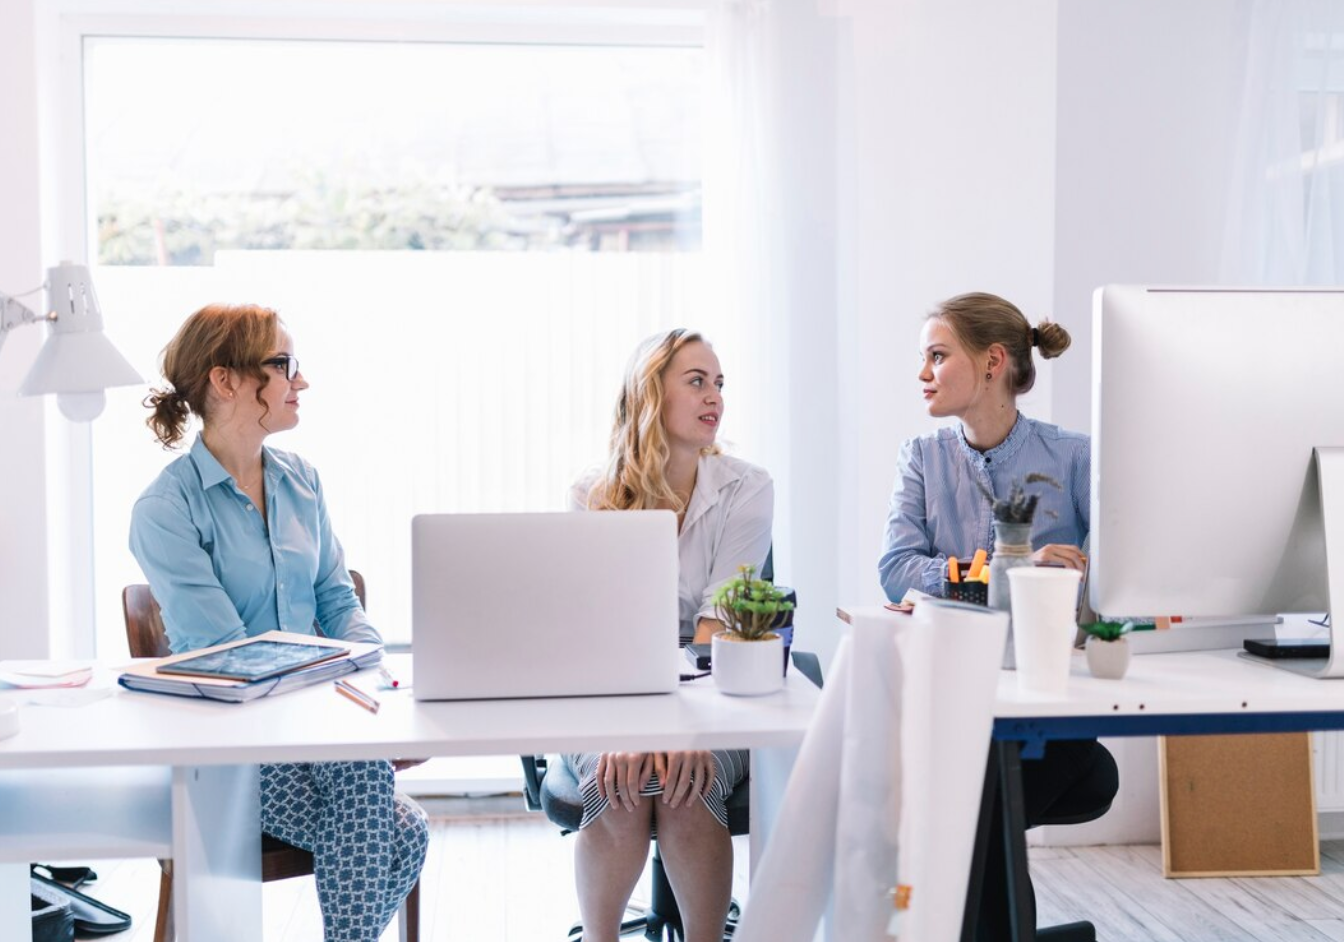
[0,262,141,420]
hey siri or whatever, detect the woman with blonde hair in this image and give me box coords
[879,292,1116,941]
[129,303,428,942]
[564,328,773,942]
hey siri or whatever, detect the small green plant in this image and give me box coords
[713,564,796,641]
[975,472,1062,524]
[1081,620,1134,643]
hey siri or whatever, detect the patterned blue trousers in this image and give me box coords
[261,760,429,942]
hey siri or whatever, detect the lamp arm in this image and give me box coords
[0,293,53,356]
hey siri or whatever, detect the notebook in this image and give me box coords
[119,630,383,702]
[411,511,682,700]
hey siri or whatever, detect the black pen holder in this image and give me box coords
[943,561,988,606]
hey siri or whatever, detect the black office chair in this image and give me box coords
[963,739,1115,942]
[1029,760,1113,942]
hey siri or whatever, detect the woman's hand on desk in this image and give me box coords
[1032,544,1087,571]
[597,752,655,811]
[655,751,716,808]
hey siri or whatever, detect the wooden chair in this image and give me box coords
[121,571,421,942]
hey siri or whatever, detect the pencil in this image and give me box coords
[334,678,380,714]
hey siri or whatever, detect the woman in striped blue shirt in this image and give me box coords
[879,292,1117,942]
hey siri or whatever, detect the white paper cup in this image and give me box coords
[1006,567,1083,695]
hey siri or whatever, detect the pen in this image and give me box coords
[947,556,961,584]
[378,666,400,689]
[334,678,380,714]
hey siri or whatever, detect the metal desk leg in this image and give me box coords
[997,741,1035,942]
[172,764,261,941]
[962,741,1036,942]
[961,744,1001,942]
[0,862,27,938]
[750,744,827,941]
[749,744,798,868]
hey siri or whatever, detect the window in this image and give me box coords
[86,33,712,653]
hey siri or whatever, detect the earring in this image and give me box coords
[985,371,992,381]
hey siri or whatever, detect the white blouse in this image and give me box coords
[571,453,774,642]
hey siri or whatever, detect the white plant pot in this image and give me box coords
[1085,636,1131,680]
[712,631,784,696]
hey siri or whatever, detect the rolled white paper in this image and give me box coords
[897,601,1007,942]
[732,637,852,942]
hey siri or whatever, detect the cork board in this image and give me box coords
[1159,733,1319,877]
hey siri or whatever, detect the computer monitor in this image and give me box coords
[1089,286,1344,677]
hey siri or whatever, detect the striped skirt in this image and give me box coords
[561,749,749,832]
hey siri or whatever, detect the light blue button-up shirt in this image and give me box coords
[129,435,379,654]
[879,414,1090,602]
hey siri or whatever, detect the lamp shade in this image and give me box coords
[17,263,141,398]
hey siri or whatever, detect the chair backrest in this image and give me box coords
[122,585,171,658]
[122,570,366,657]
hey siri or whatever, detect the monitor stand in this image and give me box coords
[1239,447,1344,679]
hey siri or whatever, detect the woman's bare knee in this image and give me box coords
[653,797,721,838]
[589,801,654,840]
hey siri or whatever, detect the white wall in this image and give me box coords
[0,0,52,660]
[0,0,1265,673]
[1051,0,1250,434]
[835,0,1061,632]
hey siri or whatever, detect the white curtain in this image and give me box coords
[703,0,791,559]
[703,0,845,643]
[1222,0,1344,284]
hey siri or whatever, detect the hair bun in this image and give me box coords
[1033,320,1072,359]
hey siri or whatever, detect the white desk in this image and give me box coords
[997,647,1344,727]
[0,655,819,940]
[982,647,1344,942]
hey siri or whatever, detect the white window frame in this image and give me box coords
[44,0,709,658]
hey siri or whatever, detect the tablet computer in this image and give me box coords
[156,639,347,682]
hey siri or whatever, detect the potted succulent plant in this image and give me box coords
[1081,620,1134,679]
[711,565,796,696]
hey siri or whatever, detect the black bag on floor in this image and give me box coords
[30,878,74,942]
[30,864,132,935]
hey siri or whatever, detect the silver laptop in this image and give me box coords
[411,511,681,700]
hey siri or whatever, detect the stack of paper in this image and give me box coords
[0,661,94,689]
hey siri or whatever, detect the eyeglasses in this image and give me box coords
[260,355,300,381]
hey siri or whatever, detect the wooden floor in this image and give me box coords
[55,796,751,941]
[1034,842,1344,942]
[48,802,1344,940]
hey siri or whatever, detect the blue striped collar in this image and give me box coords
[955,412,1029,467]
